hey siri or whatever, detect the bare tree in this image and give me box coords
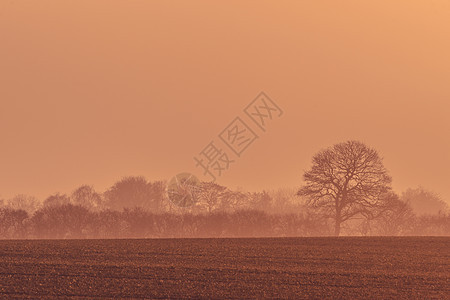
[363,192,416,236]
[269,188,302,214]
[43,193,71,207]
[401,187,449,216]
[104,176,165,212]
[220,190,249,212]
[71,185,104,211]
[297,140,392,236]
[6,194,41,214]
[250,191,272,212]
[196,182,229,213]
[0,208,29,238]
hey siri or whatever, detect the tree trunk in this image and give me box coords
[334,221,341,236]
[334,211,341,236]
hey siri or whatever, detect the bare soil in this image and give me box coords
[0,237,448,299]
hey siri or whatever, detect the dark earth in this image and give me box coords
[0,237,448,299]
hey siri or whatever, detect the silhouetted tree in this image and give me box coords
[269,188,301,214]
[402,187,449,216]
[43,193,70,207]
[148,180,168,212]
[31,204,91,238]
[196,182,229,213]
[6,194,41,214]
[94,209,123,238]
[298,141,392,236]
[366,193,416,235]
[219,190,249,212]
[104,176,164,211]
[0,208,28,238]
[71,185,104,210]
[414,213,450,236]
[122,207,157,238]
[251,190,272,211]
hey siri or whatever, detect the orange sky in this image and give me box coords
[0,1,449,204]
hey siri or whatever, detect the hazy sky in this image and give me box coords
[0,1,449,204]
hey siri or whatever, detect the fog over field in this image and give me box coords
[0,148,448,239]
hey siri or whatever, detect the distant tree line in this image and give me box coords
[0,141,449,239]
[0,184,448,239]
